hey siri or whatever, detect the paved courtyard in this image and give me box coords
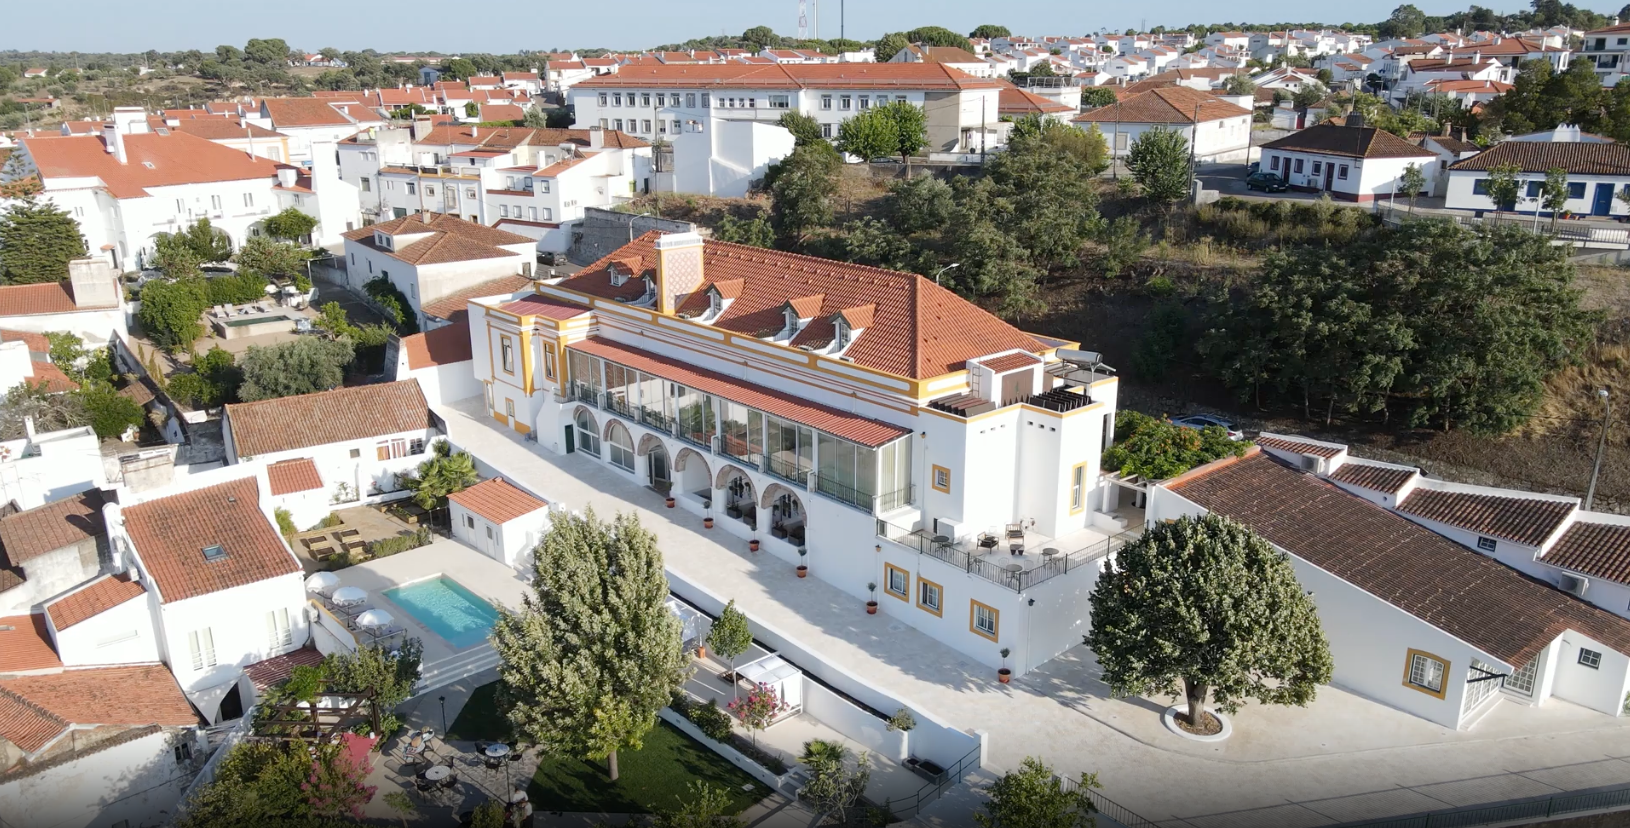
[437,399,1630,828]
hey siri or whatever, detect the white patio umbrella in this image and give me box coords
[356,609,394,628]
[263,283,279,294]
[304,572,340,594]
[331,586,367,606]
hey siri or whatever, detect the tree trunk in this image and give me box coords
[608,749,619,782]
[1184,678,1208,726]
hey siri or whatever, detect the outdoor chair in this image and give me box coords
[439,773,459,790]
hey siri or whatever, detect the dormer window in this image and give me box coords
[834,317,851,350]
[784,305,800,335]
[375,231,393,251]
[609,265,627,287]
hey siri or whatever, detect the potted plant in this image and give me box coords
[749,537,760,552]
[703,500,714,529]
[796,548,808,578]
[998,648,1012,684]
[655,479,674,508]
[866,582,878,614]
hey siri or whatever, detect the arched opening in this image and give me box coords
[715,464,757,527]
[761,484,806,546]
[573,407,600,457]
[639,433,671,492]
[605,420,635,471]
[675,447,711,503]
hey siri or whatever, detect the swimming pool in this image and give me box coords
[382,577,501,649]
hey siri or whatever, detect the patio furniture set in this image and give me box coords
[301,528,365,562]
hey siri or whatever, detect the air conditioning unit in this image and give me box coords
[1558,573,1588,597]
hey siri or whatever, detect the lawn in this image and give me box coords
[445,683,769,815]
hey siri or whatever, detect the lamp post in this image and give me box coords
[1586,388,1612,511]
[437,695,447,734]
[629,211,652,243]
[934,263,961,285]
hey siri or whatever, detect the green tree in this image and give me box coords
[1099,411,1248,480]
[777,111,825,146]
[874,32,912,62]
[1079,87,1117,108]
[651,781,744,828]
[714,213,775,248]
[175,741,313,827]
[443,57,477,79]
[905,26,974,50]
[0,199,88,285]
[796,739,871,825]
[984,124,1105,271]
[1087,513,1333,728]
[262,207,318,241]
[523,104,549,128]
[970,24,1012,39]
[1222,74,1256,95]
[1541,166,1570,231]
[136,277,210,351]
[236,235,311,283]
[1400,163,1426,214]
[884,175,956,235]
[1126,126,1192,204]
[878,99,928,162]
[706,600,753,691]
[835,107,897,162]
[840,217,919,271]
[490,509,688,781]
[1097,216,1148,281]
[157,218,233,264]
[742,26,781,52]
[237,336,356,401]
[1484,161,1523,218]
[975,757,1101,828]
[322,639,423,736]
[80,384,144,439]
[243,37,292,65]
[464,101,480,118]
[1380,3,1428,37]
[765,143,840,245]
[394,438,478,510]
[1291,82,1328,110]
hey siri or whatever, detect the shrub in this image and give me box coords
[1101,410,1248,481]
[366,526,431,558]
[363,277,419,334]
[274,507,297,536]
[316,512,344,530]
[685,698,734,742]
[886,708,916,732]
[80,384,145,439]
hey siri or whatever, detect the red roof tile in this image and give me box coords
[569,337,911,447]
[261,97,367,128]
[0,490,105,566]
[226,379,432,457]
[1073,86,1251,125]
[422,275,537,323]
[1544,521,1630,585]
[340,213,531,266]
[1397,489,1576,548]
[1328,462,1417,495]
[25,362,77,394]
[401,322,475,370]
[979,352,1042,373]
[1255,435,1343,459]
[998,85,1072,115]
[0,330,49,353]
[0,615,61,674]
[494,294,594,320]
[244,645,325,692]
[123,477,299,603]
[22,132,284,199]
[45,575,145,630]
[266,458,324,496]
[575,62,1003,91]
[0,281,112,316]
[449,478,548,524]
[0,665,197,753]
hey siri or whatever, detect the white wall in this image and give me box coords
[0,307,128,346]
[344,239,529,329]
[154,572,310,700]
[51,590,162,667]
[803,680,908,762]
[1550,629,1630,716]
[0,727,200,828]
[1262,150,1436,201]
[450,503,551,567]
[227,423,439,505]
[1445,170,1630,217]
[403,361,483,407]
[0,426,104,513]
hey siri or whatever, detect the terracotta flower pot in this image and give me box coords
[704,517,714,529]
[696,645,707,658]
[997,668,1012,684]
[866,601,878,615]
[749,539,760,552]
[796,565,808,578]
[665,497,675,508]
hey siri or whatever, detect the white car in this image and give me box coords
[1170,414,1245,441]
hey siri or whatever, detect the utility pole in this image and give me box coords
[1587,388,1612,511]
[841,0,845,41]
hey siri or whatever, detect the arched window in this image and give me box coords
[575,409,600,456]
[607,421,634,471]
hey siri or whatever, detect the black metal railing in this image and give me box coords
[1059,775,1161,828]
[880,527,1133,594]
[885,744,983,820]
[1338,784,1630,828]
[677,429,713,452]
[874,484,915,513]
[765,453,810,485]
[640,406,674,433]
[569,381,599,406]
[814,473,874,512]
[602,392,636,420]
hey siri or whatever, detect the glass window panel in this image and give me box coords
[797,427,813,474]
[748,411,763,461]
[857,445,876,499]
[836,439,855,490]
[818,433,838,480]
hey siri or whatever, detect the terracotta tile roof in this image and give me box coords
[124,476,298,604]
[1169,452,1630,667]
[1424,79,1513,94]
[556,235,1045,379]
[1397,489,1575,547]
[570,337,911,447]
[480,104,527,122]
[1254,435,1343,459]
[909,46,986,64]
[261,97,364,128]
[22,132,284,199]
[1328,462,1417,494]
[117,377,157,407]
[1423,135,1480,154]
[0,665,197,753]
[1449,141,1630,176]
[1587,22,1630,34]
[226,380,432,457]
[401,321,474,370]
[0,490,106,566]
[0,281,113,316]
[0,615,61,674]
[1072,86,1250,125]
[45,575,145,630]
[494,294,592,320]
[1261,123,1436,159]
[165,119,283,141]
[266,458,324,496]
[244,645,325,692]
[422,275,536,323]
[340,213,531,266]
[1544,522,1630,585]
[998,85,1072,115]
[25,362,77,393]
[978,352,1042,373]
[449,477,547,524]
[536,155,591,177]
[574,62,1003,91]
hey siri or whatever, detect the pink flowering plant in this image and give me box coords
[727,682,785,746]
[302,733,378,820]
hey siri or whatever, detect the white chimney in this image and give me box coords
[589,125,606,150]
[277,168,298,188]
[102,124,127,164]
[111,106,147,135]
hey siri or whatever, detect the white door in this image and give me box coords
[486,524,497,559]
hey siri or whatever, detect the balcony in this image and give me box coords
[813,474,915,515]
[765,453,810,486]
[882,522,1137,593]
[639,406,675,434]
[568,381,599,407]
[602,391,636,421]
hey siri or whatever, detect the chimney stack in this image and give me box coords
[653,232,705,315]
[102,124,127,164]
[589,125,606,150]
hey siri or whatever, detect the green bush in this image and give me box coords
[80,384,145,439]
[274,507,297,536]
[685,698,734,742]
[203,270,272,306]
[1101,410,1248,481]
[363,277,419,334]
[316,512,344,530]
[366,526,431,558]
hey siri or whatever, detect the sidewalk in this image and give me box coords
[437,400,1630,828]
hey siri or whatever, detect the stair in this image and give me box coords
[413,644,500,697]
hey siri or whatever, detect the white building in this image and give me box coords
[222,379,441,527]
[340,213,534,329]
[0,259,125,344]
[256,97,384,164]
[448,476,551,567]
[0,489,109,615]
[657,115,796,198]
[1072,86,1253,162]
[889,45,997,79]
[464,231,1123,675]
[1445,140,1630,218]
[568,63,1005,156]
[1151,439,1630,730]
[1257,119,1438,201]
[394,321,484,407]
[1583,21,1630,85]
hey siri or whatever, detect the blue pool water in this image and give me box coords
[383,577,501,649]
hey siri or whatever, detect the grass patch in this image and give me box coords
[528,720,768,815]
[443,682,512,743]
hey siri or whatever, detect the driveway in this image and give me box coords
[436,400,1630,828]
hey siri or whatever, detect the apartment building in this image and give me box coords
[462,231,1123,674]
[254,97,385,164]
[567,63,1005,155]
[1582,21,1630,85]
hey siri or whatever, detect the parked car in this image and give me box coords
[1245,161,1260,176]
[1245,171,1288,193]
[1170,414,1245,441]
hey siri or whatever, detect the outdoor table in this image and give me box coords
[423,765,451,782]
[1042,548,1059,559]
[485,743,511,758]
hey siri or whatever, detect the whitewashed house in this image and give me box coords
[1257,119,1438,201]
[1445,140,1630,218]
[1072,86,1253,162]
[0,259,124,345]
[256,97,384,164]
[393,321,483,407]
[658,116,796,199]
[340,214,534,329]
[0,490,109,615]
[44,573,161,667]
[1582,21,1630,86]
[448,477,551,567]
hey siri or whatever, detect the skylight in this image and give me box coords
[201,544,227,562]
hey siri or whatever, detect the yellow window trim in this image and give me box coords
[499,334,516,375]
[970,600,999,642]
[1401,648,1450,700]
[917,577,944,617]
[884,563,910,601]
[1069,461,1088,515]
[931,464,951,494]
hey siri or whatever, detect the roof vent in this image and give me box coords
[202,544,227,562]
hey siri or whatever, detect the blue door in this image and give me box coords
[1594,183,1615,216]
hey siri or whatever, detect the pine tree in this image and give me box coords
[0,199,88,285]
[491,509,688,781]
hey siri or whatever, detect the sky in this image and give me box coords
[1,0,1609,54]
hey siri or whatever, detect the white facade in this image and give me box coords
[342,231,532,330]
[0,727,201,828]
[1445,168,1630,218]
[0,424,104,513]
[450,499,552,568]
[1090,115,1252,162]
[224,420,440,507]
[1260,149,1435,202]
[660,117,797,198]
[48,584,161,667]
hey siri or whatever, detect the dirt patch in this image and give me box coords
[1174,710,1223,736]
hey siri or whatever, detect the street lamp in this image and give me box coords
[629,211,652,243]
[437,695,447,734]
[1586,388,1612,511]
[934,263,961,285]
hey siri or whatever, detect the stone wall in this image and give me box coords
[568,208,694,265]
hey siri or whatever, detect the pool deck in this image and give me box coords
[327,539,528,664]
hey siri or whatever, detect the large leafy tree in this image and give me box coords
[237,336,356,401]
[1483,162,1523,218]
[1087,513,1334,728]
[262,207,318,241]
[835,107,897,162]
[765,143,840,245]
[975,757,1100,828]
[1126,126,1192,205]
[874,32,911,62]
[879,100,928,162]
[0,199,88,285]
[705,599,753,690]
[776,111,824,146]
[1100,411,1248,480]
[985,123,1105,272]
[157,218,233,265]
[236,235,312,285]
[136,277,210,351]
[491,509,688,781]
[970,24,1011,39]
